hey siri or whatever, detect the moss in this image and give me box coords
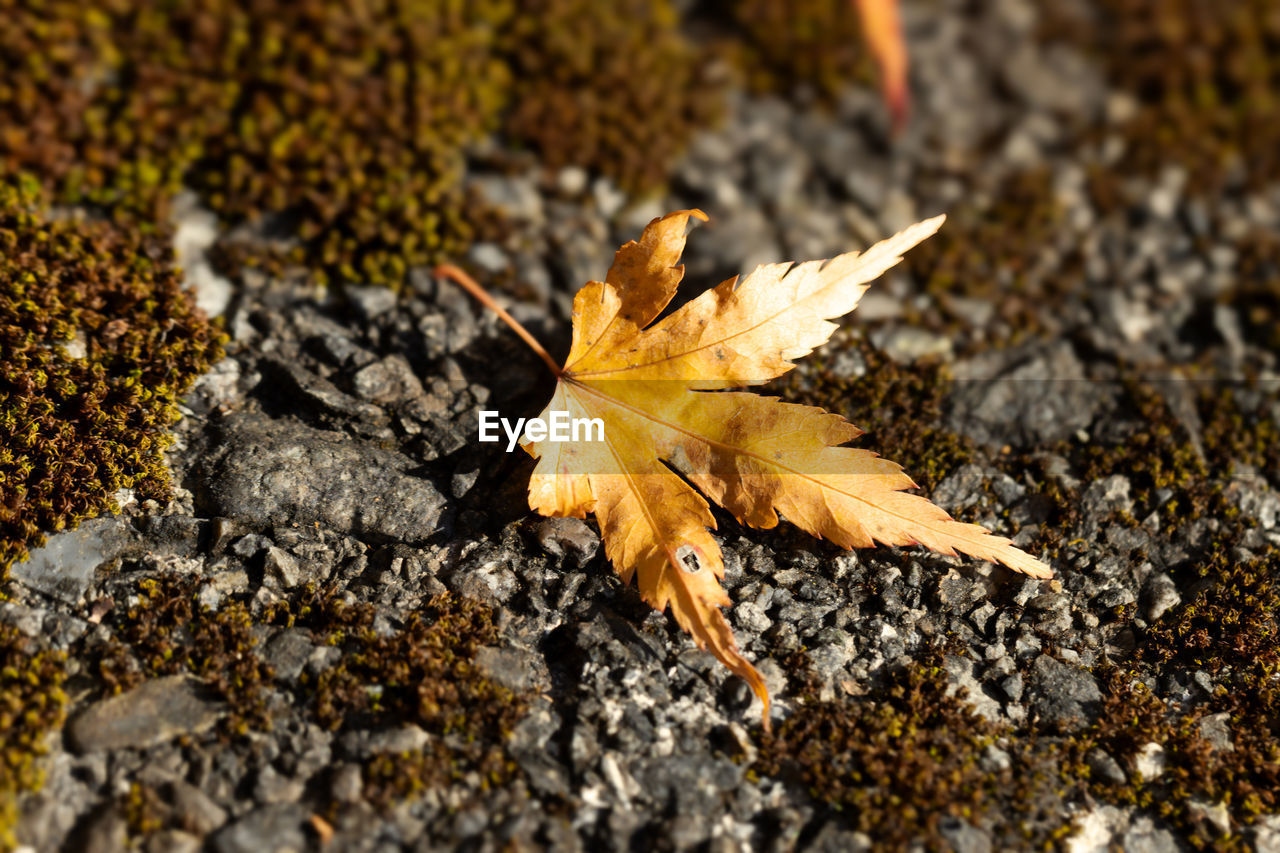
[293,589,527,810]
[122,782,168,838]
[1198,381,1280,478]
[750,650,1063,849]
[0,623,69,850]
[904,168,1085,350]
[92,576,274,735]
[1230,231,1280,354]
[0,176,225,577]
[1061,658,1279,850]
[707,0,874,104]
[504,0,723,194]
[1144,548,1279,675]
[1,0,515,288]
[1048,480,1279,849]
[778,329,974,493]
[2,0,728,285]
[1048,0,1280,195]
[89,579,528,814]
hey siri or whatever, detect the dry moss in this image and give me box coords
[1,0,514,287]
[2,0,728,285]
[89,578,528,813]
[904,168,1085,349]
[1231,231,1280,354]
[750,650,1064,849]
[1063,657,1279,850]
[1048,0,1280,195]
[92,576,273,735]
[0,176,224,576]
[706,0,873,104]
[504,0,723,195]
[294,589,527,810]
[0,623,68,849]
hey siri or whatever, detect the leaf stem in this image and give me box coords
[433,264,562,378]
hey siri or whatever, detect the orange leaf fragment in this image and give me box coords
[853,0,910,133]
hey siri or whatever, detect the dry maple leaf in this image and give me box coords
[437,210,1051,728]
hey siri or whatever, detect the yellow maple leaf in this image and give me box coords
[439,210,1051,728]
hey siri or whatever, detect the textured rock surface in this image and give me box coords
[196,412,448,544]
[67,676,225,752]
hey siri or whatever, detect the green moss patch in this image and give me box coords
[0,177,224,576]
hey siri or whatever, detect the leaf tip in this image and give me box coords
[920,212,946,234]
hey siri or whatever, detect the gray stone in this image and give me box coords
[13,515,140,605]
[211,803,309,853]
[253,765,304,805]
[471,173,543,223]
[1142,573,1181,622]
[351,355,425,406]
[1199,712,1234,752]
[475,645,544,693]
[948,343,1100,448]
[932,464,989,513]
[1122,815,1178,853]
[330,764,363,804]
[345,286,397,321]
[535,517,600,566]
[1254,814,1280,853]
[869,326,953,364]
[1029,654,1101,728]
[146,830,202,853]
[68,676,224,752]
[1068,805,1128,852]
[263,546,303,588]
[937,816,991,853]
[197,412,447,544]
[1187,798,1231,837]
[264,628,315,682]
[364,724,430,755]
[170,779,229,835]
[1086,748,1126,785]
[1133,742,1166,780]
[555,166,588,197]
[944,656,1002,721]
[259,358,388,425]
[1082,476,1133,516]
[77,806,128,853]
[466,241,509,276]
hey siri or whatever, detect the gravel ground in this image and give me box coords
[6,1,1280,851]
